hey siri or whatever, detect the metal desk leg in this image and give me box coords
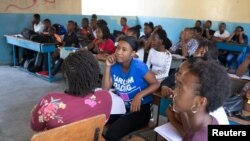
[48,52,52,82]
[12,45,16,67]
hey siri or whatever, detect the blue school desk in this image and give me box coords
[216,42,249,53]
[5,35,56,82]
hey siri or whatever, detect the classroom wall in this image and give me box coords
[1,0,250,65]
[0,13,137,65]
[0,0,81,14]
[135,0,250,43]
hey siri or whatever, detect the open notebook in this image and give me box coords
[228,73,250,81]
[154,122,182,141]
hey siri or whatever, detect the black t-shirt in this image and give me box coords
[63,32,79,47]
[202,29,215,40]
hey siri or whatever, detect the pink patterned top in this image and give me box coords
[31,90,112,131]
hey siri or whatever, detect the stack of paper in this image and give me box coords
[228,73,250,81]
[154,122,182,141]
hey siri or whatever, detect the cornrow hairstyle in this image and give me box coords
[186,57,231,112]
[127,25,142,38]
[97,25,110,39]
[62,50,100,97]
[155,28,172,49]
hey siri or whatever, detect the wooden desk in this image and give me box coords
[5,35,56,82]
[216,42,249,53]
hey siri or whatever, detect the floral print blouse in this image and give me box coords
[31,90,112,131]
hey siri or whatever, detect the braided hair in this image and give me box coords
[62,50,100,96]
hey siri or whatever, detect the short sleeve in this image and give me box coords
[213,31,219,37]
[136,60,149,77]
[30,95,49,131]
[104,39,115,54]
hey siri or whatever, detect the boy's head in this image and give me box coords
[90,14,98,29]
[144,22,154,36]
[120,17,127,26]
[67,20,76,32]
[235,26,244,36]
[195,20,202,28]
[48,27,56,35]
[181,28,194,42]
[81,18,89,28]
[43,19,51,29]
[33,14,40,24]
[219,22,226,33]
[204,20,212,29]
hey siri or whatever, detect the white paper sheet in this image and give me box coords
[228,73,250,81]
[109,90,126,114]
[154,122,182,141]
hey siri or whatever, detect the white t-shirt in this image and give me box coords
[214,30,230,38]
[136,48,145,62]
[146,48,172,82]
[34,21,44,33]
[209,106,229,125]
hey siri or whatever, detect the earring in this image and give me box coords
[191,105,198,114]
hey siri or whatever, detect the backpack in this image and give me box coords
[23,58,35,71]
[223,95,244,116]
[53,23,66,35]
[30,34,55,43]
[21,28,38,39]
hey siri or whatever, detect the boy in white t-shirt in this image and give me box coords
[213,22,230,42]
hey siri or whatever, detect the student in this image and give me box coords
[146,28,172,82]
[97,19,116,42]
[170,28,199,57]
[167,58,230,141]
[76,18,94,48]
[140,22,154,41]
[35,27,63,77]
[48,21,79,76]
[102,36,159,141]
[193,26,204,41]
[32,14,44,33]
[202,20,215,40]
[87,25,115,56]
[90,14,98,38]
[125,25,148,62]
[113,17,130,38]
[31,51,112,131]
[161,40,218,98]
[213,22,230,42]
[194,20,202,28]
[120,17,129,33]
[42,18,52,34]
[236,54,250,77]
[240,83,250,114]
[227,26,248,44]
[126,25,142,39]
[63,20,79,47]
[226,26,249,69]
